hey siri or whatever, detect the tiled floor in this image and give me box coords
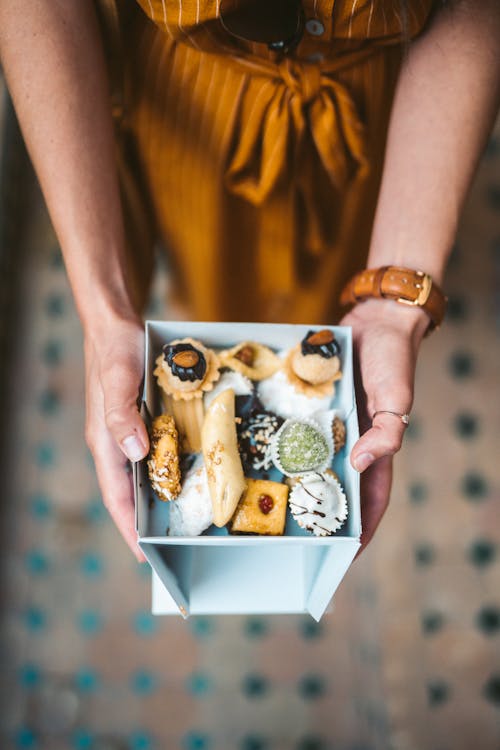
[0,110,499,749]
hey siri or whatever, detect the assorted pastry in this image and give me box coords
[148,329,350,537]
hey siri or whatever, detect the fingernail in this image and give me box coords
[353,452,375,472]
[122,435,145,462]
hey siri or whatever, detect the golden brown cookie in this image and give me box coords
[218,341,281,381]
[147,414,181,502]
[229,478,289,535]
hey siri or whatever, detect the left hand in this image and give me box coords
[339,298,429,553]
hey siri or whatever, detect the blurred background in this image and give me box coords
[0,75,499,750]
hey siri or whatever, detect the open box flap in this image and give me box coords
[140,542,190,618]
[305,538,360,621]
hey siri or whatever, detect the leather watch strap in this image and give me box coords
[340,266,447,333]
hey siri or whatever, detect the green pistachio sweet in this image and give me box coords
[278,422,330,473]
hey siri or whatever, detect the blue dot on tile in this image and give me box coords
[244,617,268,639]
[408,481,428,504]
[45,292,65,317]
[454,412,479,440]
[242,673,269,698]
[186,672,213,697]
[427,679,451,707]
[483,674,500,706]
[38,388,61,416]
[23,606,47,632]
[75,668,100,693]
[448,351,474,379]
[446,294,468,323]
[18,664,42,689]
[468,539,497,569]
[414,543,436,567]
[41,339,63,367]
[461,472,489,501]
[35,441,56,468]
[296,737,327,750]
[298,674,327,700]
[131,670,157,695]
[485,135,500,158]
[133,610,158,636]
[476,606,500,635]
[486,184,500,211]
[14,727,37,749]
[25,550,50,575]
[129,731,154,750]
[240,736,268,750]
[77,609,103,635]
[29,494,52,520]
[79,553,104,578]
[71,729,95,750]
[405,417,421,440]
[300,619,323,639]
[421,610,445,636]
[85,500,106,524]
[182,732,211,750]
[189,617,214,638]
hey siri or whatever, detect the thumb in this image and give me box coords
[101,361,149,462]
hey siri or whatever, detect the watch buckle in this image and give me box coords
[397,271,432,307]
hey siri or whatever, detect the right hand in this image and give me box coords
[84,316,149,561]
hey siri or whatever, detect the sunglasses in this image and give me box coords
[219,0,305,55]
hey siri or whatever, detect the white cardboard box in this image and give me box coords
[134,321,361,621]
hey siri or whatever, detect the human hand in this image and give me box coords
[339,299,429,553]
[84,316,149,562]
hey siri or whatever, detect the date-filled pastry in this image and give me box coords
[229,478,289,535]
[147,414,181,502]
[201,388,247,527]
[218,341,281,381]
[154,338,220,452]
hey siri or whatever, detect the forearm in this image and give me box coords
[369,0,500,284]
[0,0,136,332]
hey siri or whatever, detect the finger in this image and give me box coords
[355,455,393,558]
[351,411,408,472]
[92,437,147,563]
[86,358,146,562]
[100,362,149,462]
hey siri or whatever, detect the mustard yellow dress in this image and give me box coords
[116,0,435,322]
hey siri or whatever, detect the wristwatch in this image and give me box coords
[339,266,447,333]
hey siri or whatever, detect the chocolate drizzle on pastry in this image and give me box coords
[163,342,207,382]
[301,329,340,359]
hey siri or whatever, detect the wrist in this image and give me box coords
[346,297,430,339]
[340,265,447,335]
[82,299,142,345]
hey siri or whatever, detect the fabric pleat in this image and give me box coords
[118,0,435,323]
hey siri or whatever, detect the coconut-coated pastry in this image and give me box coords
[168,456,213,537]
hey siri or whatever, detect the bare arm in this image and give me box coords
[345,0,500,549]
[0,0,149,559]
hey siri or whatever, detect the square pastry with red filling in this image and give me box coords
[229,478,289,535]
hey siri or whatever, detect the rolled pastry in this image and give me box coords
[201,388,247,527]
[147,414,182,501]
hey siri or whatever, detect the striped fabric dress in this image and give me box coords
[116,0,435,322]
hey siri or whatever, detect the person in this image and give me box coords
[0,0,498,562]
